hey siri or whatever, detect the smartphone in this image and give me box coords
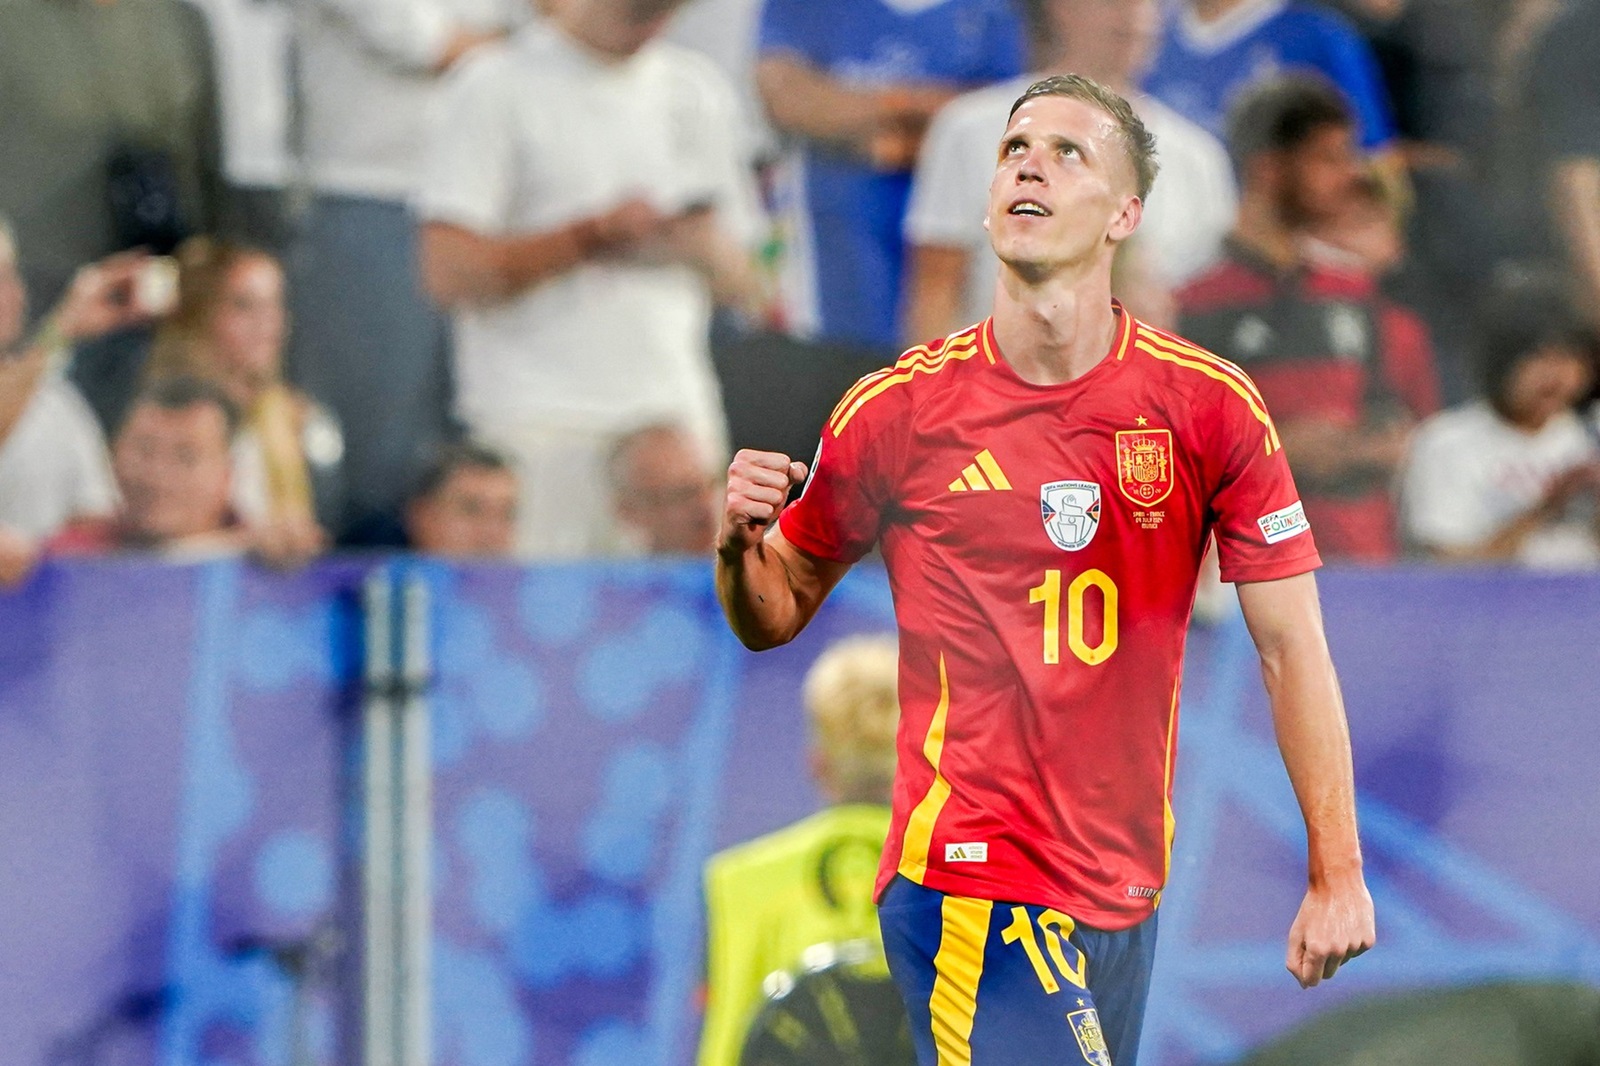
[134,256,180,317]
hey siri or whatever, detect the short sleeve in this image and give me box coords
[905,98,992,250]
[778,380,906,563]
[415,52,517,231]
[1317,16,1397,151]
[1207,393,1323,584]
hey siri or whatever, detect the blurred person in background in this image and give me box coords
[0,0,227,436]
[1400,281,1600,567]
[699,635,900,1066]
[184,0,297,254]
[902,0,1237,343]
[1526,0,1600,326]
[292,0,526,544]
[1178,77,1439,562]
[754,0,1023,350]
[146,238,344,560]
[419,0,765,557]
[48,377,245,561]
[1143,0,1400,176]
[0,225,160,584]
[606,423,721,556]
[0,0,224,313]
[403,442,519,558]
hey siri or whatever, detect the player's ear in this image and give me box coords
[1108,194,1142,244]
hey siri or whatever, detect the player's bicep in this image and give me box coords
[1236,571,1327,658]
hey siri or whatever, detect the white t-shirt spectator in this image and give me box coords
[298,0,529,200]
[186,0,294,189]
[1401,401,1600,568]
[417,22,762,436]
[906,76,1237,328]
[0,379,117,539]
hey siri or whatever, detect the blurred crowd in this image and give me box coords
[3,0,1600,581]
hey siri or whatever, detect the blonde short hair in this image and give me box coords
[804,635,900,803]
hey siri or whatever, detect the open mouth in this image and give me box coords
[1008,200,1051,217]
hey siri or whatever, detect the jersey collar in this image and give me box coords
[981,301,1136,391]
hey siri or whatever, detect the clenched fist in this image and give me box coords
[719,449,808,557]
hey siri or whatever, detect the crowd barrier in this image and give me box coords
[1,560,1596,1066]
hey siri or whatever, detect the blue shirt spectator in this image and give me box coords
[1143,0,1396,152]
[757,0,1022,349]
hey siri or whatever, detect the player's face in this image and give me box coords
[986,96,1142,280]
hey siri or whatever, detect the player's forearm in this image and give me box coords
[714,540,809,651]
[1551,159,1600,318]
[420,221,592,308]
[1258,628,1364,884]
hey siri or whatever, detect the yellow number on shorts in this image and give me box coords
[1030,569,1118,666]
[1002,907,1089,994]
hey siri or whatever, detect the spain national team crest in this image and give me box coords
[1068,1008,1112,1066]
[1040,480,1101,552]
[1115,429,1174,506]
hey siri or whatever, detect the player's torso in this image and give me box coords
[872,320,1222,919]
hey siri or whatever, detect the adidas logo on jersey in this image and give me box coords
[948,450,1012,493]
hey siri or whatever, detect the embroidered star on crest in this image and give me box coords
[1135,416,1149,427]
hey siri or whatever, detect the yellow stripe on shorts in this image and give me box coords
[929,895,992,1066]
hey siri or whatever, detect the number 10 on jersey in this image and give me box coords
[1029,569,1118,665]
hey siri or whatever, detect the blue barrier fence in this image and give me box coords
[1,560,1596,1066]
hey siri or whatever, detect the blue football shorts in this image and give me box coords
[878,874,1159,1065]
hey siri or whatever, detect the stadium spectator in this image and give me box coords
[292,0,524,543]
[1526,0,1600,325]
[1143,0,1397,156]
[0,225,165,584]
[146,239,343,556]
[699,635,900,1066]
[49,378,245,561]
[404,443,519,558]
[606,423,721,556]
[755,0,1023,349]
[1400,285,1600,567]
[0,0,224,312]
[185,0,297,254]
[902,0,1237,343]
[1178,77,1439,562]
[419,0,764,557]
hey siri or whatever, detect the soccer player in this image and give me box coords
[715,74,1374,1065]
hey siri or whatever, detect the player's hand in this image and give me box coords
[719,449,807,558]
[1285,871,1375,988]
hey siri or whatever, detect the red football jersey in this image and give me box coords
[779,307,1321,929]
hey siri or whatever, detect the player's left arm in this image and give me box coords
[1236,572,1376,989]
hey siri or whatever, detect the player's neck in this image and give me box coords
[991,269,1120,387]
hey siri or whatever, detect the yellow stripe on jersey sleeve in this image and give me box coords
[1139,323,1271,408]
[1132,337,1282,454]
[829,340,979,436]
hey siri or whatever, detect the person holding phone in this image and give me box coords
[418,0,767,557]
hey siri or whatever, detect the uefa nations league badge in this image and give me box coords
[1041,481,1102,551]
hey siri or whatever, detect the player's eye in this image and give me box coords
[1004,140,1026,155]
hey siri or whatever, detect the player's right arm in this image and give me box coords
[715,450,850,650]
